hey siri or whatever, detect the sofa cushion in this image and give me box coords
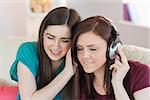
[0,85,18,100]
[122,45,150,66]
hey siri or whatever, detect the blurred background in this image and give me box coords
[0,0,150,83]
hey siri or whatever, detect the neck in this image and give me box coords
[94,65,105,84]
[93,79,106,95]
[93,65,106,95]
[51,59,63,71]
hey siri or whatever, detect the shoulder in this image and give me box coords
[16,41,38,63]
[128,60,150,80]
[128,60,150,73]
[10,42,39,81]
[18,42,37,51]
[127,61,150,93]
[17,42,37,56]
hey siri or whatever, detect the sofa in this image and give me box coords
[122,45,150,66]
[0,37,150,100]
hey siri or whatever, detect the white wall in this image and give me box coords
[52,0,123,25]
[0,0,27,36]
[118,21,150,48]
[0,0,125,39]
[71,0,123,22]
[0,0,30,84]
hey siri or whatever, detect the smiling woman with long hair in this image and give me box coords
[10,7,80,100]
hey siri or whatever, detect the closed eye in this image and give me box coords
[77,47,83,51]
[47,36,54,39]
[62,39,71,43]
[46,33,55,39]
[90,48,97,51]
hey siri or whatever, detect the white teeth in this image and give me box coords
[83,59,93,65]
[51,50,61,54]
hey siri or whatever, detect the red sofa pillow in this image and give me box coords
[0,85,18,100]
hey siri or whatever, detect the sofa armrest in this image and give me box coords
[122,45,150,66]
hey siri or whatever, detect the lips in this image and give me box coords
[49,49,61,55]
[83,59,93,65]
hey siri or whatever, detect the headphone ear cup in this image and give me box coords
[108,39,121,60]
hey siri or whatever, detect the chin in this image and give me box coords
[84,69,94,73]
[48,55,62,61]
[51,57,62,61]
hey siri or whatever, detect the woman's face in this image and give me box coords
[76,31,107,73]
[43,25,71,61]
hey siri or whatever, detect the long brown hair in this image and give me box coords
[72,16,121,99]
[36,7,80,99]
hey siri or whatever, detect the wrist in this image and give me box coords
[112,81,123,88]
[62,67,74,77]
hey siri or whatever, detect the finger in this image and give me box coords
[115,60,122,67]
[66,49,71,60]
[67,49,71,56]
[73,59,78,67]
[115,55,122,64]
[109,63,120,70]
[117,46,128,65]
[109,64,120,76]
[115,55,120,61]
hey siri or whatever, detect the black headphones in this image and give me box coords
[107,26,121,60]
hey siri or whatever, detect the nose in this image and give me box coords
[53,40,61,50]
[82,50,90,59]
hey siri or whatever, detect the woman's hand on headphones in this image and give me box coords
[109,46,130,85]
[64,49,77,76]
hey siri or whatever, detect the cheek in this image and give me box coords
[43,38,53,46]
[43,40,47,50]
[95,52,107,65]
[77,53,82,62]
[77,54,86,67]
[62,43,71,52]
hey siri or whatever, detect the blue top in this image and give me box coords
[9,42,64,100]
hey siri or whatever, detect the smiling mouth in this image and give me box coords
[83,60,93,65]
[50,49,61,55]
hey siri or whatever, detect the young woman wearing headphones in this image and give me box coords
[72,16,150,100]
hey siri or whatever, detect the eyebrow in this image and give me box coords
[76,44,96,47]
[46,33,55,37]
[46,33,71,39]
